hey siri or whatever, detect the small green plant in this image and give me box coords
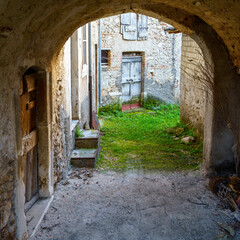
[143,96,166,110]
[98,101,122,116]
[75,125,84,138]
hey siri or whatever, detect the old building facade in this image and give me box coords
[0,21,99,239]
[100,14,182,106]
[0,1,240,239]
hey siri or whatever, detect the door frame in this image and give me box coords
[16,68,53,238]
[20,74,39,211]
[121,52,145,108]
[19,68,53,207]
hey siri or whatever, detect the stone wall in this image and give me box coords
[51,22,99,184]
[180,34,205,136]
[0,83,17,239]
[0,1,240,239]
[52,38,72,184]
[76,22,99,129]
[100,15,182,105]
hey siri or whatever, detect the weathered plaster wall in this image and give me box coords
[180,34,205,136]
[52,38,72,184]
[91,21,99,113]
[0,84,17,239]
[0,1,240,239]
[78,25,90,129]
[101,15,182,105]
[1,0,240,72]
[71,22,99,129]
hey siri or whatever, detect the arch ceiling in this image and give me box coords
[0,0,239,72]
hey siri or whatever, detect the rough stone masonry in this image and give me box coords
[100,14,182,105]
[0,1,240,239]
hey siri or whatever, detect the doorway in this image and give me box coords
[20,73,39,209]
[122,54,142,110]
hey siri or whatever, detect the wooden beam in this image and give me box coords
[22,129,38,155]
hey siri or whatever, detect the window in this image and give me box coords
[120,13,148,41]
[82,25,87,65]
[101,49,110,66]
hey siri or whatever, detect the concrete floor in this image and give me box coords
[33,169,240,240]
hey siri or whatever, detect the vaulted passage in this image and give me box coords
[0,1,240,239]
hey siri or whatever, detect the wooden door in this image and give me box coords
[20,74,39,203]
[122,56,142,104]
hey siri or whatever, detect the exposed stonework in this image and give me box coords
[0,1,240,239]
[51,22,99,184]
[100,15,182,105]
[180,34,205,136]
[0,85,18,240]
[52,39,72,184]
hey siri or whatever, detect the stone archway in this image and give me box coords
[0,1,240,239]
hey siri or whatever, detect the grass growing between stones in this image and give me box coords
[97,105,203,172]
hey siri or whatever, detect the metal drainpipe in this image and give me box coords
[171,34,177,89]
[98,19,102,105]
[88,22,93,128]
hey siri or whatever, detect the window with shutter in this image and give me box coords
[121,13,138,40]
[120,13,148,41]
[138,15,148,40]
[121,13,131,25]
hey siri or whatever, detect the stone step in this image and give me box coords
[75,129,100,149]
[70,147,100,168]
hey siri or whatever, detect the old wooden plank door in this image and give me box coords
[122,56,142,108]
[20,74,39,204]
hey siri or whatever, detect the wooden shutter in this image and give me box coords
[121,13,138,40]
[121,13,131,25]
[138,15,148,40]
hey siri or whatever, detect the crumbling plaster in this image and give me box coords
[0,1,240,239]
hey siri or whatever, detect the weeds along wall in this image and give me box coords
[180,34,205,136]
[100,15,182,106]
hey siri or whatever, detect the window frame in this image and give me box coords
[101,49,111,67]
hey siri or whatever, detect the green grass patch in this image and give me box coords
[97,104,202,172]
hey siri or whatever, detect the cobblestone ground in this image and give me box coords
[33,169,240,240]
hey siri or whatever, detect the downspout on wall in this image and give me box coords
[171,34,177,88]
[98,19,102,105]
[88,23,93,128]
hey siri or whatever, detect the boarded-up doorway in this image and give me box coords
[122,54,142,110]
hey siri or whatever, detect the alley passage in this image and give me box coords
[33,169,240,240]
[98,105,202,171]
